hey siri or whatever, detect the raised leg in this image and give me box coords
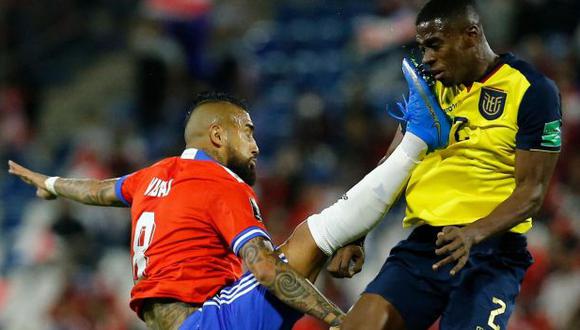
[278,220,327,283]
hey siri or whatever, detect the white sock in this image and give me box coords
[400,133,428,162]
[307,133,427,255]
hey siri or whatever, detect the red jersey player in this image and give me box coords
[9,93,352,329]
[118,149,269,316]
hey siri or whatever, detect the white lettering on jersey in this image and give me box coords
[144,178,159,196]
[144,177,173,197]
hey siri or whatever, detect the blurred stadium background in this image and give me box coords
[0,0,579,329]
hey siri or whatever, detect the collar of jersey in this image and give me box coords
[478,53,511,84]
[181,148,215,161]
[180,148,245,183]
[462,53,511,93]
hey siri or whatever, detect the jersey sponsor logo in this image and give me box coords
[144,177,174,197]
[443,103,457,113]
[479,87,507,120]
[249,197,262,222]
[541,119,562,148]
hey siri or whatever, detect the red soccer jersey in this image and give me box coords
[114,148,270,317]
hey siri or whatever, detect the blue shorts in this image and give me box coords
[180,272,302,330]
[365,225,533,330]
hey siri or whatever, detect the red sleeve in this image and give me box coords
[114,169,147,206]
[209,183,270,256]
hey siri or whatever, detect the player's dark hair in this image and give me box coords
[185,91,249,124]
[416,0,479,26]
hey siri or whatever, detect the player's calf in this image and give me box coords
[279,221,365,282]
[278,221,328,282]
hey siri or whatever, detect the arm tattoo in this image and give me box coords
[275,272,306,299]
[241,241,261,264]
[241,237,345,326]
[55,178,126,207]
[143,300,199,330]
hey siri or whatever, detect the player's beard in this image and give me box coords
[226,148,257,186]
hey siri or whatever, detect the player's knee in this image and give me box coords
[342,312,388,330]
[341,294,406,330]
[342,317,379,330]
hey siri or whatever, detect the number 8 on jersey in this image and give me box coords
[133,212,156,280]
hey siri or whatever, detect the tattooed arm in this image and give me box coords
[52,177,124,206]
[240,236,345,327]
[8,160,125,207]
[142,299,200,330]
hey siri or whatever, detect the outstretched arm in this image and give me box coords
[8,160,126,207]
[240,236,345,327]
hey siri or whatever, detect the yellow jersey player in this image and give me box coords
[342,0,562,330]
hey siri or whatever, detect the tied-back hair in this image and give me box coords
[185,91,249,124]
[416,0,480,26]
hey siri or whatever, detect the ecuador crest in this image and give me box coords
[479,87,507,120]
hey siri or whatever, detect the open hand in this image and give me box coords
[327,244,365,278]
[432,226,476,276]
[8,160,57,200]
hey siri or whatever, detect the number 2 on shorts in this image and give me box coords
[133,211,156,280]
[487,297,506,330]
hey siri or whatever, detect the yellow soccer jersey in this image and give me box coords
[404,53,562,233]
